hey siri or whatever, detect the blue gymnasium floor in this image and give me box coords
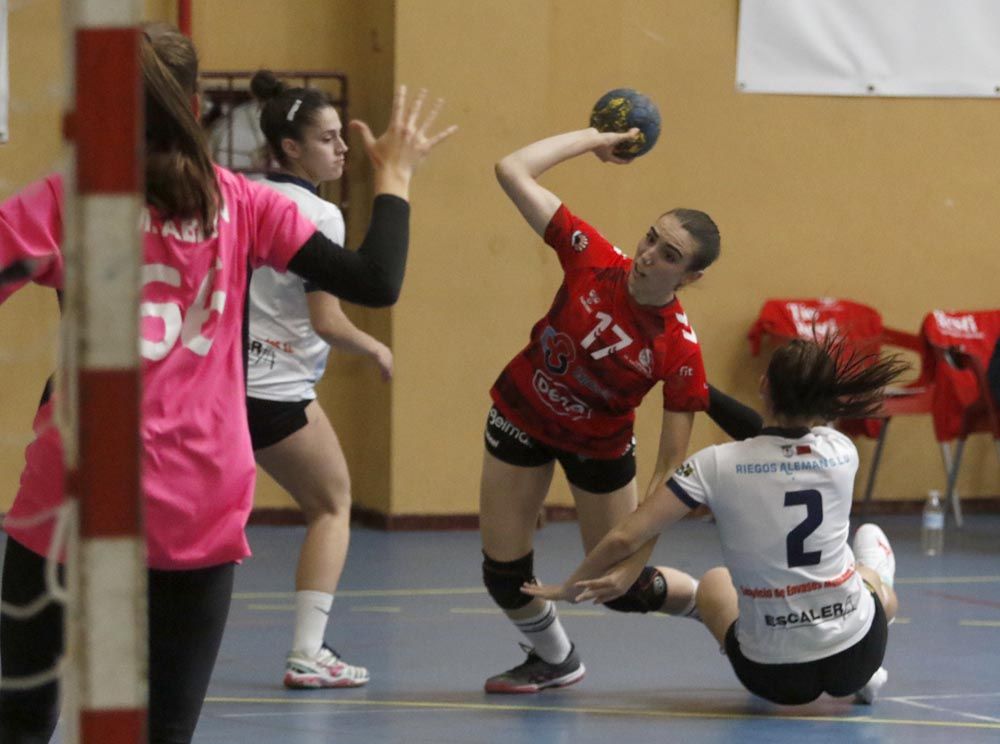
[41,515,1000,742]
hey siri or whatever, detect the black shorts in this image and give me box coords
[246,397,311,450]
[483,406,636,494]
[724,590,889,705]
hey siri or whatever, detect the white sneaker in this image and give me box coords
[854,666,888,704]
[853,523,895,588]
[284,644,370,689]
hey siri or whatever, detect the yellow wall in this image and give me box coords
[1,1,997,517]
[388,0,1000,513]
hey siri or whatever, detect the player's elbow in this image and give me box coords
[364,284,400,308]
[494,157,523,188]
[494,159,512,186]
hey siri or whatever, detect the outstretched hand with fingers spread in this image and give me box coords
[569,573,632,605]
[521,581,578,604]
[522,553,641,605]
[349,85,459,198]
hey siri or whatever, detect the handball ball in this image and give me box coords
[589,88,661,159]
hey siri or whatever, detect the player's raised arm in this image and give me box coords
[284,86,457,306]
[494,128,638,237]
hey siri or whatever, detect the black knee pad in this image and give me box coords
[482,551,535,610]
[603,566,667,614]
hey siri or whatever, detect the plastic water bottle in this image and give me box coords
[921,490,945,556]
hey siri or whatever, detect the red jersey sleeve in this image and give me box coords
[242,175,316,272]
[0,174,65,303]
[658,325,709,412]
[543,204,625,273]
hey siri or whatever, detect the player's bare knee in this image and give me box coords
[697,567,731,604]
[302,485,351,522]
[603,566,666,614]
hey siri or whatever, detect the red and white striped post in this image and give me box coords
[177,0,192,36]
[66,1,146,743]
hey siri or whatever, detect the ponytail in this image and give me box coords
[141,24,219,230]
[766,336,909,421]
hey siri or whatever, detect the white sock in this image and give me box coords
[513,601,572,664]
[291,590,333,656]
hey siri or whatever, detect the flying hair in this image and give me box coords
[766,335,909,421]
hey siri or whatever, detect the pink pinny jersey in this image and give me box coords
[0,168,315,570]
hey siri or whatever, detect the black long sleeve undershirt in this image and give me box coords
[286,194,410,307]
[706,384,764,440]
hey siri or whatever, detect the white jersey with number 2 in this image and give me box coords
[668,426,874,664]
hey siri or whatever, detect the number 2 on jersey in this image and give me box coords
[785,489,822,567]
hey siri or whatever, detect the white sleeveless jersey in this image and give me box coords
[668,426,874,664]
[246,177,344,401]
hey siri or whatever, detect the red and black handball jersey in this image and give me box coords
[490,204,709,458]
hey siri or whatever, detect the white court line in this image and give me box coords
[350,606,402,613]
[890,697,1000,724]
[960,620,1000,628]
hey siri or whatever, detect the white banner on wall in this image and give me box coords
[737,0,1000,97]
[1,0,7,142]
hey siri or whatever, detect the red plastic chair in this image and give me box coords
[748,298,883,358]
[921,309,1000,526]
[748,298,935,506]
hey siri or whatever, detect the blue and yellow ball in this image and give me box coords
[589,88,661,159]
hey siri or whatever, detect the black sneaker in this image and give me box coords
[484,643,586,694]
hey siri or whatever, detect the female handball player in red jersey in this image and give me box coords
[480,126,760,693]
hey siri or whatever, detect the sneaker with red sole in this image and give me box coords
[484,643,585,694]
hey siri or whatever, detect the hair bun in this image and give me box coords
[250,70,286,102]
